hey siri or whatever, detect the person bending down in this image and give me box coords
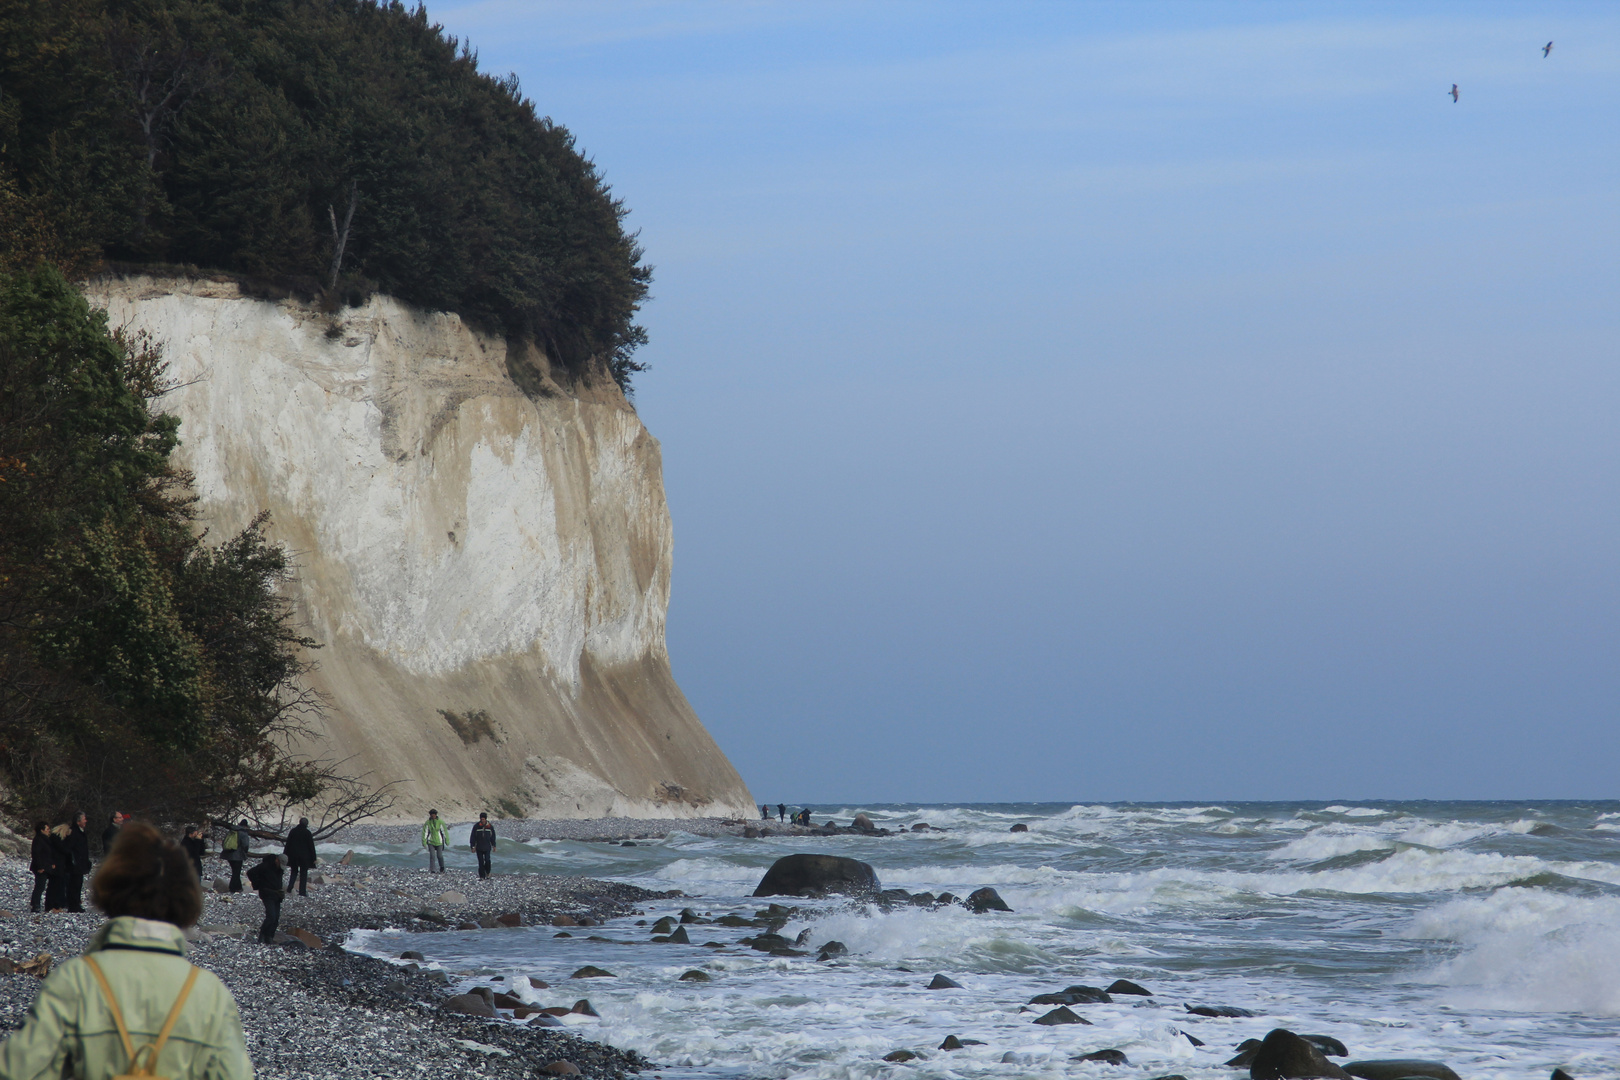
[0,821,252,1079]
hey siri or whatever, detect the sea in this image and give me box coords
[337,801,1620,1080]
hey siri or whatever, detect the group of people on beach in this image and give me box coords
[26,811,130,914]
[422,809,499,878]
[761,803,813,826]
[5,820,255,1077]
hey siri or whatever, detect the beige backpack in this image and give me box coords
[84,955,200,1080]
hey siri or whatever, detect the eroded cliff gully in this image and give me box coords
[84,275,755,822]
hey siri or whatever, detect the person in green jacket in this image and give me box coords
[0,820,253,1080]
[421,809,449,873]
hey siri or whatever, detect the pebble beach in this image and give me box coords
[0,818,726,1080]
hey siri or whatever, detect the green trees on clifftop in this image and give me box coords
[0,0,651,391]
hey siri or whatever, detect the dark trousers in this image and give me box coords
[191,858,203,881]
[476,851,491,878]
[43,874,67,911]
[228,859,243,892]
[29,873,47,912]
[66,871,84,913]
[259,896,282,943]
[287,864,308,896]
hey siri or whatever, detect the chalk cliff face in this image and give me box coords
[84,275,755,821]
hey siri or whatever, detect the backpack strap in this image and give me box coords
[84,954,200,1077]
[83,956,137,1066]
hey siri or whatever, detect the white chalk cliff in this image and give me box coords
[84,275,755,821]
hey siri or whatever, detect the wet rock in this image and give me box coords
[528,977,549,989]
[817,941,848,961]
[399,950,426,961]
[883,1050,918,1062]
[754,853,881,897]
[742,826,760,838]
[652,917,677,933]
[1079,1049,1130,1066]
[853,813,876,832]
[1189,1004,1256,1017]
[1010,823,1028,832]
[909,892,937,906]
[1107,978,1151,995]
[913,823,930,831]
[495,912,522,928]
[554,932,572,938]
[443,993,496,1017]
[1033,1006,1092,1026]
[965,887,1012,913]
[551,914,579,927]
[570,966,614,979]
[739,932,793,952]
[1551,1071,1573,1080]
[679,908,707,924]
[456,922,480,931]
[475,916,499,929]
[653,925,690,944]
[620,840,637,846]
[935,892,958,906]
[927,974,962,989]
[1183,1032,1205,1048]
[878,889,915,905]
[543,1062,582,1075]
[679,969,710,982]
[1344,1062,1460,1080]
[425,970,449,985]
[571,999,598,1016]
[492,991,525,1009]
[1228,1041,1262,1067]
[1152,1075,1191,1080]
[1251,1029,1352,1080]
[1029,985,1111,1005]
[1302,1037,1349,1058]
[940,1036,965,1050]
[715,914,756,927]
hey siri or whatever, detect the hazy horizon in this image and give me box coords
[432,1,1620,804]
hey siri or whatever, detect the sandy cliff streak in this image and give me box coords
[84,275,755,822]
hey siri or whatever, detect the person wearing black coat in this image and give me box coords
[282,818,317,897]
[28,822,54,913]
[247,853,287,944]
[43,825,70,911]
[63,812,91,913]
[180,825,207,880]
[99,811,123,858]
[470,813,496,879]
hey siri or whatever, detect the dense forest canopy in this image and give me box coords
[0,0,652,392]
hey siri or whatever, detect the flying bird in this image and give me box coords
[1543,41,1553,57]
[1449,84,1459,102]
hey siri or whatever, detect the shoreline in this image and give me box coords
[0,856,669,1080]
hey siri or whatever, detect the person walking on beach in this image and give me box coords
[777,803,785,822]
[28,821,54,913]
[247,853,287,944]
[422,809,449,873]
[99,811,123,858]
[0,821,253,1079]
[222,819,249,892]
[470,813,496,879]
[283,817,316,897]
[179,826,206,881]
[64,811,91,913]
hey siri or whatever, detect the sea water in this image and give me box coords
[337,802,1620,1080]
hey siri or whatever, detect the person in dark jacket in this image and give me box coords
[180,825,207,880]
[223,819,250,892]
[469,813,496,879]
[28,821,54,913]
[99,811,123,858]
[44,825,71,911]
[283,818,316,897]
[63,811,91,913]
[246,854,287,944]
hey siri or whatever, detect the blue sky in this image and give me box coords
[431,1,1618,803]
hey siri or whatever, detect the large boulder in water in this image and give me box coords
[753,854,880,897]
[965,887,1012,913]
[1345,1063,1460,1080]
[1251,1030,1352,1080]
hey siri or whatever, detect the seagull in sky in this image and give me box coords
[1543,41,1554,57]
[1449,84,1459,102]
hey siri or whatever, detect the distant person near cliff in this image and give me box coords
[470,814,497,879]
[28,822,53,913]
[283,818,317,897]
[422,810,450,873]
[222,820,250,892]
[99,812,124,859]
[180,827,207,881]
[247,854,287,944]
[64,812,91,913]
